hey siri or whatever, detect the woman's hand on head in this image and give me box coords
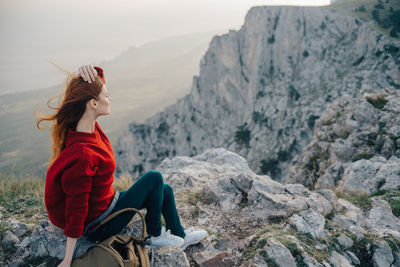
[78,64,98,84]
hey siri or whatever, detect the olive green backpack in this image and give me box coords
[72,207,150,267]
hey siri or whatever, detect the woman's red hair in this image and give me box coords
[35,62,105,167]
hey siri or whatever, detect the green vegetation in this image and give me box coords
[366,94,388,110]
[322,112,341,126]
[305,150,329,177]
[307,115,319,130]
[0,172,133,237]
[186,190,215,206]
[0,174,45,216]
[244,221,334,264]
[259,250,279,266]
[329,0,400,39]
[260,158,280,177]
[335,190,372,212]
[285,242,307,267]
[351,152,374,162]
[234,123,251,147]
[371,186,400,216]
[383,236,400,253]
[0,174,46,236]
[156,121,169,136]
[350,232,377,265]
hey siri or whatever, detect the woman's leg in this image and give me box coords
[162,184,185,238]
[88,170,164,241]
[89,170,187,241]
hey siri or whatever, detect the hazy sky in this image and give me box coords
[0,0,331,94]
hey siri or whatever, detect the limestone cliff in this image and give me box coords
[114,6,400,181]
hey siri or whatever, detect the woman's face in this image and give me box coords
[94,85,111,116]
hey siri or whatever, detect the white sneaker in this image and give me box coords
[147,227,184,248]
[181,227,208,250]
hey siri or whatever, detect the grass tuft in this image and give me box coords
[335,190,372,212]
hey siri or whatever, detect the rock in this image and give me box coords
[328,251,353,267]
[286,89,400,190]
[374,160,400,192]
[366,198,400,232]
[372,240,394,267]
[192,249,233,267]
[7,259,24,267]
[284,184,311,196]
[314,162,346,189]
[202,177,242,211]
[241,253,267,267]
[151,246,190,267]
[5,218,29,238]
[115,4,400,185]
[28,224,66,259]
[1,231,20,252]
[338,157,386,194]
[317,189,344,212]
[262,238,296,267]
[247,181,308,219]
[336,234,353,249]
[330,138,354,162]
[331,198,366,240]
[344,251,360,265]
[315,243,327,250]
[215,238,239,251]
[306,192,333,216]
[288,209,326,238]
[302,253,324,267]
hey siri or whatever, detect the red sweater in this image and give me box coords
[45,121,116,238]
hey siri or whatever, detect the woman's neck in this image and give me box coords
[76,115,96,133]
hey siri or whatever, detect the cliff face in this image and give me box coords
[114,6,400,180]
[284,88,400,191]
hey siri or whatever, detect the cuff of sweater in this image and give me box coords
[63,224,84,238]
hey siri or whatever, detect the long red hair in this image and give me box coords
[35,62,105,167]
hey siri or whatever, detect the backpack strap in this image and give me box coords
[90,207,147,241]
[83,191,120,236]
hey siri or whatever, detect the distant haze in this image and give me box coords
[0,0,330,95]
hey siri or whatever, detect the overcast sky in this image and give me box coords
[0,0,331,94]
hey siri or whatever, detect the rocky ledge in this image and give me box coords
[1,147,400,266]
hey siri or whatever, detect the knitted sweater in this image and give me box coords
[45,121,116,238]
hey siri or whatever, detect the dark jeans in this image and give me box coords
[88,170,185,242]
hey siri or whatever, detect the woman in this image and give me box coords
[37,64,207,267]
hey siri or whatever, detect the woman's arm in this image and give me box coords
[57,236,78,267]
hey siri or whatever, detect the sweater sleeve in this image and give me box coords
[61,148,96,238]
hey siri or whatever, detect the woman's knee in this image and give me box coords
[145,170,163,185]
[163,183,174,197]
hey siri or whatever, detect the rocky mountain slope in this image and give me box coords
[114,5,400,182]
[285,88,400,192]
[2,148,400,266]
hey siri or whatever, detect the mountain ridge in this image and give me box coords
[115,5,400,181]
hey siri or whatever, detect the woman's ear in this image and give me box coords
[88,99,97,110]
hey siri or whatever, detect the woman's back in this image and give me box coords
[45,121,116,238]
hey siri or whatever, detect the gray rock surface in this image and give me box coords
[328,251,353,267]
[288,209,326,238]
[336,234,354,249]
[151,246,190,267]
[1,231,20,252]
[263,238,297,267]
[286,89,400,191]
[2,148,400,266]
[372,240,394,267]
[115,6,400,183]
